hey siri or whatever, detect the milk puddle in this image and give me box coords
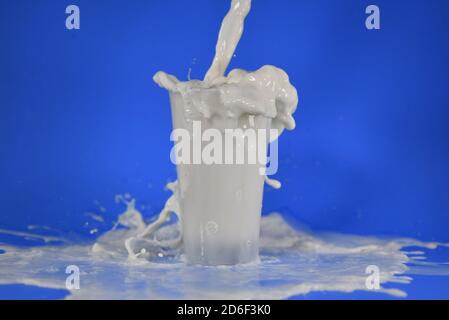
[1,192,448,299]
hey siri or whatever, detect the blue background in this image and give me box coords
[1,0,449,299]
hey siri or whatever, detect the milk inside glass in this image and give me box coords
[169,86,271,265]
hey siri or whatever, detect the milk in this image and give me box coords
[1,0,449,300]
[169,89,269,265]
[204,0,252,84]
[153,0,298,265]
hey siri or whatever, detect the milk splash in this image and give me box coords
[1,0,449,299]
[154,0,298,138]
[1,197,449,299]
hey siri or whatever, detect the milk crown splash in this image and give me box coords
[153,0,298,138]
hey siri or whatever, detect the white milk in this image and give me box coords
[153,0,298,265]
[204,0,252,84]
[1,1,449,298]
[2,203,449,299]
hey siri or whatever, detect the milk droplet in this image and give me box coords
[205,221,219,235]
